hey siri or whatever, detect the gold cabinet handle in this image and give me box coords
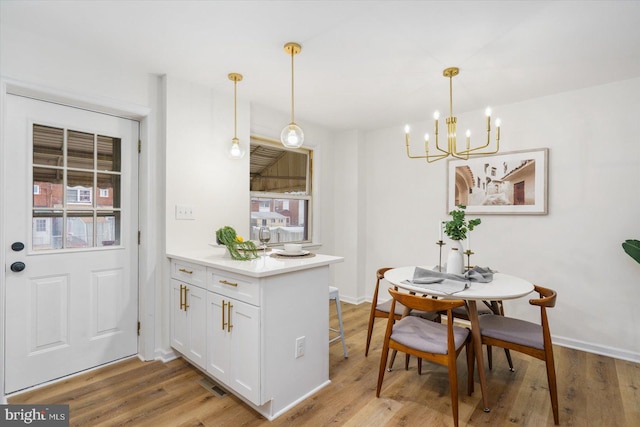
[179,285,184,310]
[222,300,228,330]
[227,302,233,332]
[219,279,238,287]
[178,268,193,274]
[183,286,189,311]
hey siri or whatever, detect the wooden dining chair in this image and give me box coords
[376,288,474,427]
[365,267,440,357]
[473,285,559,425]
[449,301,514,371]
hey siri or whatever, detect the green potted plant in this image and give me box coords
[215,226,259,260]
[622,239,640,264]
[444,205,481,241]
[443,205,481,274]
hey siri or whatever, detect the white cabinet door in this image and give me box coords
[170,279,206,369]
[206,292,229,380]
[228,299,260,404]
[185,285,207,368]
[206,292,261,405]
[170,279,188,354]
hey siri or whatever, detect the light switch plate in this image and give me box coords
[175,204,195,220]
[295,336,305,358]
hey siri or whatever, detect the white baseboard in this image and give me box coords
[344,297,640,363]
[553,335,640,363]
[154,348,178,363]
[337,294,366,305]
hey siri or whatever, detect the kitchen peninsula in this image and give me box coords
[167,248,344,421]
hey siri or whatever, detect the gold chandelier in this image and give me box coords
[405,67,501,163]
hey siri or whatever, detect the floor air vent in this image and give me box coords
[197,378,227,397]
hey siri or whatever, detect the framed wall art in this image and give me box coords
[447,148,549,215]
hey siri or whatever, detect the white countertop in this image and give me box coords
[167,247,344,278]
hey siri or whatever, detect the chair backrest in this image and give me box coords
[387,288,465,315]
[530,284,557,340]
[376,267,393,281]
[372,267,394,305]
[530,285,557,308]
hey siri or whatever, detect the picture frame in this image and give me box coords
[447,148,549,215]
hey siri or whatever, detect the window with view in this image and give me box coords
[249,136,312,244]
[32,124,122,250]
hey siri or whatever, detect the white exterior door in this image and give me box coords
[4,94,139,393]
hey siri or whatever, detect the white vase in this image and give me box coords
[446,240,464,274]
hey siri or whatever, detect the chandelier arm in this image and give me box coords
[405,133,428,159]
[462,144,500,156]
[433,128,450,155]
[425,152,450,163]
[459,132,500,154]
[451,151,471,160]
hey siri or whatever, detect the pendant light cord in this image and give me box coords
[234,79,238,138]
[290,49,295,124]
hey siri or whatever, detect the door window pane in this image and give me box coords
[67,171,93,207]
[67,130,94,169]
[33,124,63,166]
[66,213,93,248]
[32,212,63,251]
[33,167,64,208]
[97,135,121,172]
[97,173,120,208]
[97,212,120,247]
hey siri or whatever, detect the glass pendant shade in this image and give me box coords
[281,123,304,148]
[228,138,245,159]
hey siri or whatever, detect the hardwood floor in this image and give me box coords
[9,301,640,426]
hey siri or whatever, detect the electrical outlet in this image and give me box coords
[295,336,305,358]
[175,204,195,220]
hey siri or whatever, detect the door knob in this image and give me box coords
[11,242,25,252]
[10,262,26,272]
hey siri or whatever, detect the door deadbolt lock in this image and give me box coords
[11,242,25,252]
[10,262,26,272]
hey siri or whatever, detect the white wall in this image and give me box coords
[165,76,251,252]
[354,78,640,361]
[331,130,367,303]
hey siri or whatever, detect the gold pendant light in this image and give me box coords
[405,67,501,163]
[281,42,304,148]
[228,72,245,159]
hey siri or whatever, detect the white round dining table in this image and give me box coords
[384,266,535,411]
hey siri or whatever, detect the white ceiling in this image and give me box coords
[3,1,640,132]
